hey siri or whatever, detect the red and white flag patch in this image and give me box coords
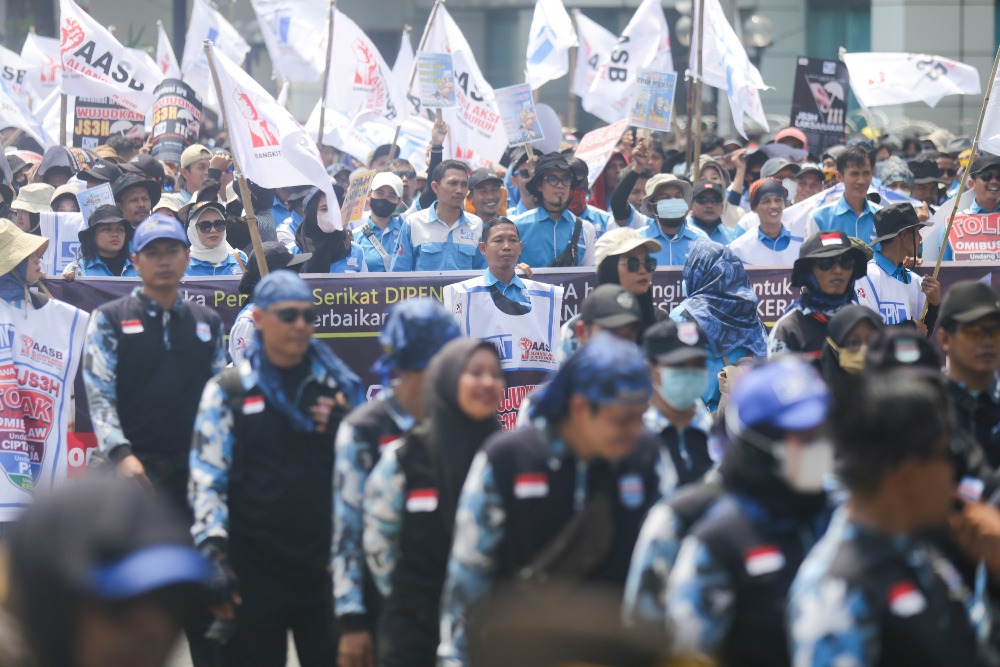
[744,546,785,576]
[514,472,549,499]
[888,581,927,617]
[121,319,144,335]
[406,489,439,513]
[820,233,842,246]
[242,395,265,415]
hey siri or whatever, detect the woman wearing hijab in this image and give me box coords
[291,188,368,273]
[50,184,82,213]
[670,239,767,411]
[184,199,247,276]
[62,205,137,280]
[769,230,867,358]
[364,338,505,667]
[817,304,883,386]
[0,218,48,310]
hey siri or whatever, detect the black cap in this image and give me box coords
[865,326,939,371]
[525,152,572,197]
[970,154,1000,176]
[567,157,588,185]
[827,304,883,346]
[238,241,312,295]
[946,136,973,156]
[86,204,126,229]
[76,158,123,183]
[642,320,708,364]
[7,154,28,175]
[468,168,503,190]
[509,147,530,170]
[939,280,1000,326]
[580,284,641,328]
[128,153,165,181]
[792,230,867,287]
[691,180,724,200]
[871,202,930,245]
[908,155,946,184]
[112,173,161,208]
[371,143,400,165]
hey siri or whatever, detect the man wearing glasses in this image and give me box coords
[511,152,597,268]
[687,180,734,245]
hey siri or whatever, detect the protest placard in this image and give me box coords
[72,96,145,149]
[340,169,377,227]
[947,213,1000,261]
[628,69,676,133]
[75,183,114,222]
[39,212,87,275]
[574,118,630,187]
[494,83,544,147]
[150,78,203,164]
[414,52,456,108]
[790,57,848,156]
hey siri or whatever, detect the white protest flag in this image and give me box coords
[208,44,342,230]
[421,5,507,167]
[572,11,619,123]
[586,0,672,123]
[690,0,769,138]
[36,89,69,144]
[323,9,403,127]
[181,0,250,105]
[156,21,181,79]
[250,0,327,82]
[843,52,980,108]
[0,81,52,146]
[0,46,31,105]
[979,60,1000,155]
[59,0,163,113]
[392,29,415,118]
[525,0,577,90]
[20,33,61,104]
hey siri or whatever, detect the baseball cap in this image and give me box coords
[642,320,708,365]
[238,241,311,295]
[865,326,939,371]
[939,280,1000,325]
[468,168,503,190]
[371,172,404,199]
[792,230,867,287]
[871,202,930,245]
[760,157,801,179]
[180,144,211,168]
[112,173,161,208]
[133,213,189,252]
[970,154,1000,176]
[76,158,123,183]
[691,180,724,200]
[374,298,462,374]
[727,357,830,435]
[796,162,824,179]
[129,153,165,181]
[775,127,809,151]
[593,227,662,268]
[580,284,641,329]
[252,270,312,308]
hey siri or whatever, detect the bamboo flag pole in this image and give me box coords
[567,12,577,132]
[204,41,269,277]
[60,95,68,147]
[386,124,402,170]
[317,0,336,145]
[919,43,1000,321]
[690,0,706,181]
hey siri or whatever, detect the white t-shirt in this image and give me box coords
[729,227,803,266]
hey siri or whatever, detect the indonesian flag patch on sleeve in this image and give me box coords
[744,545,786,576]
[406,489,439,512]
[242,395,265,415]
[121,319,144,334]
[888,581,927,617]
[514,472,549,499]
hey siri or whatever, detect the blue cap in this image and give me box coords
[530,332,651,420]
[253,271,312,309]
[374,298,462,374]
[88,544,212,600]
[726,357,829,435]
[133,213,189,253]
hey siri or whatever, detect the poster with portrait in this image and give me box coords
[628,69,677,133]
[494,83,543,148]
[414,52,456,108]
[790,57,848,156]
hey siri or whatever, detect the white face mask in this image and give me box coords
[656,198,689,220]
[316,210,336,233]
[888,186,911,199]
[772,439,834,493]
[781,178,798,202]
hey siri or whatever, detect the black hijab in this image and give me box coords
[295,188,351,272]
[412,338,502,521]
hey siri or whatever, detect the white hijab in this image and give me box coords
[187,206,234,264]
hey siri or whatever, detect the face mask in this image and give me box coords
[781,178,797,202]
[568,189,588,216]
[874,160,888,177]
[773,439,835,493]
[369,197,397,218]
[316,210,336,233]
[828,338,867,374]
[888,186,911,199]
[656,198,689,220]
[655,367,709,410]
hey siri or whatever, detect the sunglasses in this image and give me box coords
[393,171,416,180]
[693,197,722,205]
[196,220,227,233]
[516,169,530,179]
[940,168,958,177]
[959,324,1000,343]
[270,306,318,324]
[976,171,1000,182]
[620,256,657,273]
[814,255,856,271]
[543,174,573,187]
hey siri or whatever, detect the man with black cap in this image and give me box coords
[511,152,597,268]
[77,157,124,190]
[467,167,506,220]
[575,283,643,346]
[687,180,733,244]
[925,154,1000,264]
[908,154,947,209]
[857,202,941,332]
[128,152,168,188]
[437,334,663,667]
[62,204,138,278]
[937,281,1000,466]
[639,174,708,267]
[190,271,362,666]
[507,147,535,216]
[113,172,161,229]
[369,143,400,171]
[793,163,826,204]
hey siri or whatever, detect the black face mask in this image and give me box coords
[369,197,397,218]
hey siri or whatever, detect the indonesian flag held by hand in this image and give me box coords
[207,43,342,231]
[59,0,162,113]
[156,21,181,79]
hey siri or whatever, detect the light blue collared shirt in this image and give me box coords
[641,220,709,267]
[483,269,531,309]
[810,193,880,243]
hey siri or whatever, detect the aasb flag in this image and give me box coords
[586,0,672,123]
[155,21,181,79]
[843,52,980,108]
[572,11,619,124]
[207,44,342,230]
[250,0,327,82]
[59,0,163,113]
[525,0,577,90]
[690,0,769,138]
[181,0,250,105]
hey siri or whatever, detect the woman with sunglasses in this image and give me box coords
[184,199,247,276]
[769,229,868,358]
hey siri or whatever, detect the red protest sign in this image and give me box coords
[947,213,1000,261]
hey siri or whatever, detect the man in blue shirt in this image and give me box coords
[965,154,1000,214]
[511,152,596,267]
[354,172,405,272]
[392,160,487,272]
[687,180,733,245]
[640,174,708,266]
[808,145,880,242]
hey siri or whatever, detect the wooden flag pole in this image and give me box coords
[59,95,68,147]
[690,0,706,181]
[317,0,336,145]
[567,37,577,131]
[919,43,1000,321]
[203,40,269,277]
[386,125,402,170]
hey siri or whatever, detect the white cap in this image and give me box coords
[371,172,404,199]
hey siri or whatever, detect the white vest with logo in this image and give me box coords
[856,260,924,326]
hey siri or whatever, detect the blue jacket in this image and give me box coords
[63,255,139,278]
[510,207,597,268]
[391,204,486,272]
[185,250,247,277]
[642,221,709,267]
[352,214,403,272]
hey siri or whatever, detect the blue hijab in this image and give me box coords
[789,271,858,315]
[0,258,28,303]
[677,240,767,359]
